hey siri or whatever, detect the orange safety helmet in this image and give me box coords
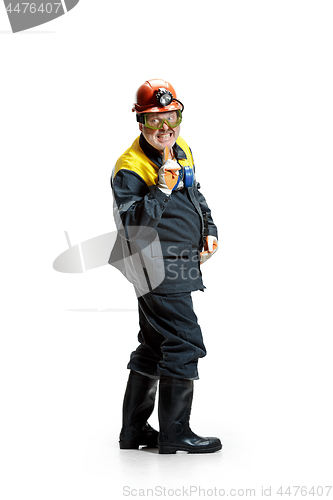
[133,79,184,114]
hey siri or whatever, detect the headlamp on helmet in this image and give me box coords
[155,88,173,107]
[153,87,184,112]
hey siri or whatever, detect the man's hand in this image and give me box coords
[158,159,180,195]
[200,235,218,264]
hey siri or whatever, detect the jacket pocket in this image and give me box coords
[151,240,192,259]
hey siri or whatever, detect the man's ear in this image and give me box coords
[139,124,143,132]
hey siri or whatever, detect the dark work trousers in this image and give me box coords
[127,290,207,380]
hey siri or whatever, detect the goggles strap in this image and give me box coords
[136,114,145,124]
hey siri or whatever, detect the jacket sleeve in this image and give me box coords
[112,168,171,240]
[195,180,218,240]
[188,146,218,240]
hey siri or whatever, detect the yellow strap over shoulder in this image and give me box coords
[175,136,194,169]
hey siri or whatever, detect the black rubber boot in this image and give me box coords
[158,375,222,454]
[119,370,159,449]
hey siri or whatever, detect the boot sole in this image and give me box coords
[158,443,222,454]
[119,441,158,450]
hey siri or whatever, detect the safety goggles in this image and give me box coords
[137,109,182,130]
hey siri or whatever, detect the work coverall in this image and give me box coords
[109,134,218,380]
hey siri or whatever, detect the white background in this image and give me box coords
[1,1,332,498]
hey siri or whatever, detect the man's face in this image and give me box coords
[139,110,180,153]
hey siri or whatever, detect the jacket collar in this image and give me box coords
[139,134,187,168]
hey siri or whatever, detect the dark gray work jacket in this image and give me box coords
[108,134,218,295]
